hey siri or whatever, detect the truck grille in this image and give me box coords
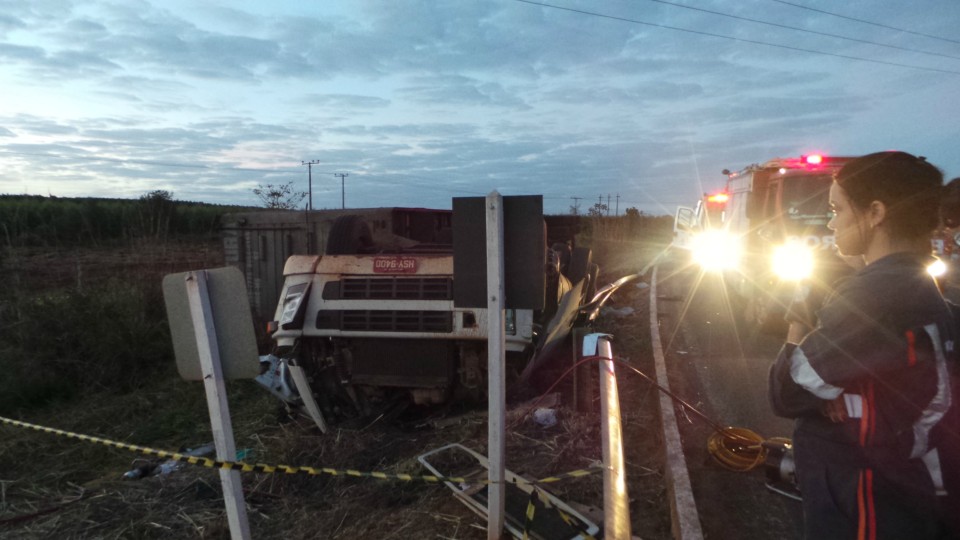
[317,310,453,333]
[340,277,453,300]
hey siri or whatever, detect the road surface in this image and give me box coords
[656,259,804,539]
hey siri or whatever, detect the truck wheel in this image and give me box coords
[326,215,374,255]
[567,247,592,285]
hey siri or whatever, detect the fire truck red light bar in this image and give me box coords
[707,193,729,204]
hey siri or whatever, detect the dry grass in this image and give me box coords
[1,222,674,539]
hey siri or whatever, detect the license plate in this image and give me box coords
[372,256,417,273]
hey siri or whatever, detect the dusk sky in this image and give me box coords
[1,0,958,215]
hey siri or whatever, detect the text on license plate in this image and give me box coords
[372,257,418,273]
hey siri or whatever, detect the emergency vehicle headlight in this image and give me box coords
[691,230,740,271]
[927,258,947,278]
[771,243,814,281]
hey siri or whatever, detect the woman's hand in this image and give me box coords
[820,396,848,423]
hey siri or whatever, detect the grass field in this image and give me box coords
[0,201,675,538]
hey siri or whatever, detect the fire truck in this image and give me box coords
[676,154,856,334]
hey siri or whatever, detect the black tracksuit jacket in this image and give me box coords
[769,252,959,539]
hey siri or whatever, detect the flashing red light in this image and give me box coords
[707,192,729,204]
[803,154,824,165]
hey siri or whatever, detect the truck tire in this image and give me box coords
[326,215,374,255]
[567,247,592,285]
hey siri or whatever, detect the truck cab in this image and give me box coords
[262,211,599,430]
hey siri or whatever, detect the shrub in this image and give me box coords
[0,280,174,413]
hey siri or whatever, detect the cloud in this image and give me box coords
[301,93,390,109]
[0,14,26,34]
[398,75,529,108]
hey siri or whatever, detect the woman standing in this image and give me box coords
[769,151,957,539]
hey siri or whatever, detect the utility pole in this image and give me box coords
[606,194,611,216]
[301,160,320,211]
[570,196,582,215]
[615,193,620,216]
[334,173,349,209]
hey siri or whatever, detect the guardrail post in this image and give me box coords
[584,333,631,539]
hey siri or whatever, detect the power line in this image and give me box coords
[640,0,960,61]
[511,0,960,75]
[764,0,960,45]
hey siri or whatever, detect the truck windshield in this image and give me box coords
[782,174,832,220]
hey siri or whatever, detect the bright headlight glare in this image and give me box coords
[928,259,947,278]
[772,243,814,281]
[691,230,740,271]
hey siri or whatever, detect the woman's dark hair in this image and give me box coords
[835,151,943,241]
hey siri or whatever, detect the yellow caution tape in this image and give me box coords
[0,415,600,486]
[522,487,597,540]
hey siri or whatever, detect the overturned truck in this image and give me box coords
[256,198,599,430]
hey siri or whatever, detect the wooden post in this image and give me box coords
[485,191,506,539]
[185,271,252,540]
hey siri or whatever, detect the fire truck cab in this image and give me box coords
[686,154,855,333]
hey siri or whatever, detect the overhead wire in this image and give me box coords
[764,0,960,45]
[511,0,960,75]
[638,0,960,61]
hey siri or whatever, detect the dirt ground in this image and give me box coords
[0,237,673,539]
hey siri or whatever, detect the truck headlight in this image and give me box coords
[691,230,740,271]
[279,282,310,330]
[771,243,813,281]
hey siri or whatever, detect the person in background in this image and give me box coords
[936,178,960,284]
[768,151,958,539]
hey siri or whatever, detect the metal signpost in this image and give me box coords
[184,271,251,540]
[451,193,544,539]
[162,267,259,540]
[485,191,506,538]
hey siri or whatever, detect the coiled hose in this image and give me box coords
[707,428,792,472]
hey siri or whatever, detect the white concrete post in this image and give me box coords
[485,191,506,539]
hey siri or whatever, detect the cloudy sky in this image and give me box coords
[1,0,958,215]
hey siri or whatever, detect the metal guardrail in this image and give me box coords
[583,333,632,538]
